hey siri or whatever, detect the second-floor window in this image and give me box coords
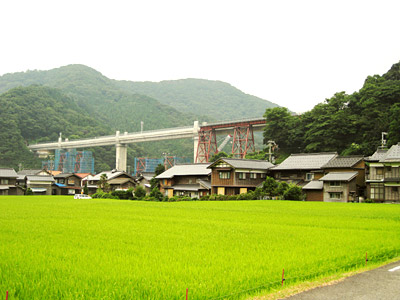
[219,172,230,179]
[238,172,246,180]
[329,181,341,187]
[249,173,257,179]
[306,173,314,181]
[0,179,9,185]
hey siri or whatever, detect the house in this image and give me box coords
[86,170,136,193]
[271,152,337,201]
[52,173,82,195]
[0,168,24,195]
[25,175,55,195]
[320,155,365,202]
[135,172,155,194]
[156,164,211,198]
[17,169,51,186]
[319,172,358,202]
[366,143,400,203]
[207,158,274,195]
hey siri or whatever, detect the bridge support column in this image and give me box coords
[116,143,128,172]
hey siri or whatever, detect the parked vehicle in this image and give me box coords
[74,194,92,199]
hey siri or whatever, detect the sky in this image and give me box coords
[1,0,399,113]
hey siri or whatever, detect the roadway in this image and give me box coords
[284,260,400,300]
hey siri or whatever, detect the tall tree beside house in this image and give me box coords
[150,164,166,189]
[98,174,110,192]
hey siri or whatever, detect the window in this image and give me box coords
[387,166,392,172]
[260,173,266,179]
[238,172,246,180]
[329,192,342,199]
[249,173,257,179]
[0,179,9,185]
[219,172,230,179]
[329,181,341,187]
[306,173,314,181]
[59,179,65,184]
[392,187,398,193]
[376,168,384,175]
[371,183,384,200]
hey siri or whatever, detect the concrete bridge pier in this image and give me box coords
[116,143,128,172]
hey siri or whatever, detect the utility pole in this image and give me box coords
[266,140,277,163]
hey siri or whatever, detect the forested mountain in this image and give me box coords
[263,61,400,158]
[0,65,199,133]
[114,78,278,120]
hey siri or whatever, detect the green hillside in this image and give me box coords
[114,78,278,120]
[0,65,199,132]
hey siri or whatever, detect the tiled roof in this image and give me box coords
[367,148,388,161]
[319,171,358,182]
[87,171,131,181]
[209,158,274,170]
[26,175,55,182]
[171,184,202,191]
[156,164,211,179]
[54,173,75,179]
[273,153,337,170]
[302,180,323,190]
[0,168,18,178]
[198,179,211,190]
[323,156,364,168]
[381,144,400,162]
[17,169,43,176]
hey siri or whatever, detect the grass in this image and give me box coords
[0,196,399,299]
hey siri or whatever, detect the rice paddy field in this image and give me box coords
[1,196,400,300]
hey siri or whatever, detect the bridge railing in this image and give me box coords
[201,117,265,128]
[29,126,195,146]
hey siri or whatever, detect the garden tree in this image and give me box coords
[134,186,146,199]
[276,181,289,197]
[98,174,110,192]
[283,184,303,201]
[209,151,228,162]
[83,182,89,195]
[150,164,166,189]
[262,176,278,198]
[149,187,163,201]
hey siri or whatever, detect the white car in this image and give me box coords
[74,194,92,199]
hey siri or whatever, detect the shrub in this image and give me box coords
[283,184,303,201]
[25,188,33,195]
[134,186,146,199]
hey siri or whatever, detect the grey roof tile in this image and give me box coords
[0,168,18,178]
[323,156,364,168]
[302,180,323,190]
[381,144,400,162]
[156,164,211,179]
[209,158,274,170]
[26,175,55,182]
[273,153,337,170]
[319,171,358,182]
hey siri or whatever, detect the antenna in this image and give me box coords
[381,132,388,147]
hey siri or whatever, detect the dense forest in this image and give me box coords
[0,86,157,171]
[114,78,278,120]
[263,61,400,159]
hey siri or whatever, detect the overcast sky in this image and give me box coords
[1,0,399,113]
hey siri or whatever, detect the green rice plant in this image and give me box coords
[0,196,399,299]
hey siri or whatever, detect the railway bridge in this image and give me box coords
[28,118,266,171]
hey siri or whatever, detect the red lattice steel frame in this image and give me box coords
[164,156,175,170]
[74,152,82,173]
[135,157,147,175]
[195,129,218,163]
[231,125,255,158]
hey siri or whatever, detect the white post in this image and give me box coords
[116,143,128,171]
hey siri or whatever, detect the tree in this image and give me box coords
[150,164,165,189]
[209,151,228,162]
[149,187,163,201]
[83,182,89,195]
[283,184,303,201]
[134,186,146,199]
[262,176,278,198]
[97,174,110,192]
